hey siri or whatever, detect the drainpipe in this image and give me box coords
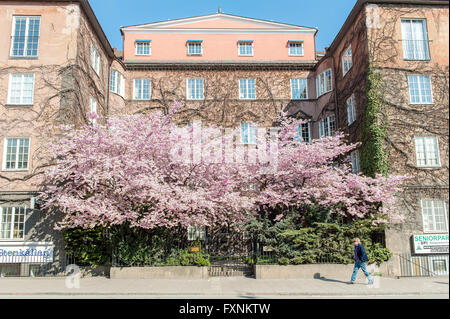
[331,56,340,130]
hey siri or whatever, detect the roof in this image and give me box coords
[0,0,115,59]
[324,0,449,57]
[120,12,318,35]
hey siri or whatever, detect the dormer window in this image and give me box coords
[135,40,151,56]
[238,40,253,56]
[187,40,203,56]
[288,40,304,56]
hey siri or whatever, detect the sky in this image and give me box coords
[89,0,357,52]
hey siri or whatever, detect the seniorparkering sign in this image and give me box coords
[413,234,449,254]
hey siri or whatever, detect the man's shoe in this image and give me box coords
[368,279,374,285]
[348,281,355,285]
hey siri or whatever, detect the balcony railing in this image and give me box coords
[401,39,430,61]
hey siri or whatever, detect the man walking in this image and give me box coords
[350,238,373,285]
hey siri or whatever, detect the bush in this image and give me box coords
[246,208,392,266]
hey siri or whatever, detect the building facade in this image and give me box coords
[0,0,448,276]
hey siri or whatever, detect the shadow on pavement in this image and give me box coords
[314,275,350,284]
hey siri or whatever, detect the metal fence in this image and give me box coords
[398,253,449,277]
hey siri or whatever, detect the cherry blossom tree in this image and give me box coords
[39,103,407,230]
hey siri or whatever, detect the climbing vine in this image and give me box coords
[360,64,390,177]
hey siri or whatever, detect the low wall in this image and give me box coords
[254,263,391,279]
[110,266,209,279]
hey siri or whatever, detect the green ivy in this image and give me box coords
[360,64,390,177]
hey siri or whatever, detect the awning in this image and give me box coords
[187,40,203,42]
[135,39,151,42]
[238,40,254,43]
[288,40,304,43]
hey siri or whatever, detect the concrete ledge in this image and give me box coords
[254,263,390,279]
[110,266,208,279]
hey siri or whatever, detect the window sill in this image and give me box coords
[135,54,151,56]
[133,98,151,101]
[239,98,256,100]
[289,55,304,57]
[186,98,205,101]
[9,56,38,60]
[238,55,254,57]
[403,58,431,62]
[4,104,34,107]
[422,230,448,234]
[409,102,434,106]
[415,165,442,170]
[1,169,29,172]
[291,98,308,101]
[187,54,203,56]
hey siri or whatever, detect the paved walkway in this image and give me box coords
[0,276,448,298]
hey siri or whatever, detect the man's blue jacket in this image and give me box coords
[355,244,369,262]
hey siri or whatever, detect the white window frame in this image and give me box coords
[133,79,151,100]
[187,41,203,56]
[316,69,333,97]
[10,16,41,58]
[89,96,97,124]
[288,41,304,56]
[408,74,433,105]
[318,115,336,138]
[342,45,353,76]
[346,94,356,125]
[290,78,308,100]
[296,122,311,143]
[135,41,151,56]
[186,78,204,100]
[420,199,448,233]
[110,69,125,97]
[239,79,256,100]
[401,18,430,61]
[7,73,35,105]
[0,206,27,240]
[90,43,101,75]
[2,137,31,171]
[414,136,441,168]
[350,150,360,174]
[240,122,257,145]
[238,41,254,56]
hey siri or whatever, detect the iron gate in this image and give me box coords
[205,228,255,277]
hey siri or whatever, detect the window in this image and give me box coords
[187,41,202,56]
[187,225,206,241]
[401,19,430,60]
[238,41,253,56]
[2,138,30,170]
[346,94,356,125]
[90,44,101,75]
[89,96,97,124]
[415,136,440,167]
[7,73,35,105]
[110,70,125,97]
[288,41,304,56]
[290,79,308,100]
[239,79,256,100]
[133,79,151,100]
[135,40,151,56]
[408,75,433,104]
[10,16,40,57]
[296,122,311,143]
[0,207,26,239]
[318,115,336,138]
[316,69,333,97]
[342,45,353,76]
[241,122,257,144]
[187,78,204,100]
[350,150,360,174]
[421,199,447,233]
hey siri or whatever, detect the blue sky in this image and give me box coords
[89,0,357,51]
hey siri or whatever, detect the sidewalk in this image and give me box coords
[0,275,448,298]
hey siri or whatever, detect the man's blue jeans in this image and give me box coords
[351,261,373,283]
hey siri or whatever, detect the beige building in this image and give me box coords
[0,0,448,276]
